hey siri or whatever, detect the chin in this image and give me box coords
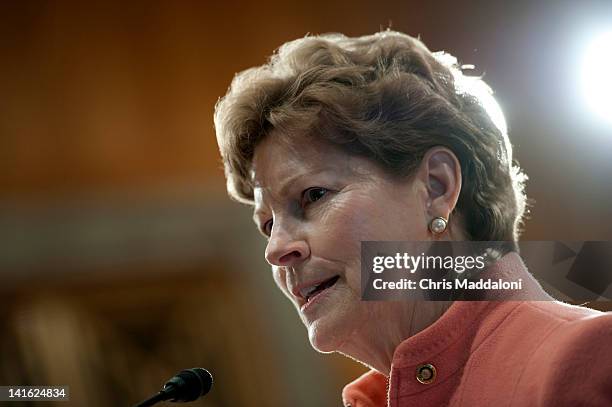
[306,315,348,354]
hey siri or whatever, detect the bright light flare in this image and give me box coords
[581,31,612,123]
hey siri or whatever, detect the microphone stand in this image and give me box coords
[134,391,171,407]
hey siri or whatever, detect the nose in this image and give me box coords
[264,221,310,267]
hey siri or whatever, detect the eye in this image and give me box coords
[302,187,328,206]
[262,219,273,236]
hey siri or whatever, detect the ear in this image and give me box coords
[416,147,462,220]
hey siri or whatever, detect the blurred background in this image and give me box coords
[1,1,611,406]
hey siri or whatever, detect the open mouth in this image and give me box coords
[303,276,340,303]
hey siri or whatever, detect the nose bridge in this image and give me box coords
[265,214,309,267]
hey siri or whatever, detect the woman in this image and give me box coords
[214,31,612,406]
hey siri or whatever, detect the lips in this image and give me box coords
[294,275,339,308]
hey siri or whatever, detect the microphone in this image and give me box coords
[134,368,213,407]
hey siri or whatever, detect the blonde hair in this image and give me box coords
[214,31,528,241]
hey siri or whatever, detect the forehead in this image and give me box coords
[253,135,326,179]
[250,134,350,205]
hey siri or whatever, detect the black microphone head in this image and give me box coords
[163,368,213,402]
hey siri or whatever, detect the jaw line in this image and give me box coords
[324,291,369,355]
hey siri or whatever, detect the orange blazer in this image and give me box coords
[342,253,612,407]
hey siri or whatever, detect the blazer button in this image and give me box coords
[416,363,437,384]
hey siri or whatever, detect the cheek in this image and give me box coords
[308,189,428,265]
[353,188,427,240]
[320,191,405,241]
[308,194,385,281]
[309,198,365,254]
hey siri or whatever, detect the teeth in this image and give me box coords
[300,285,319,299]
[299,276,339,301]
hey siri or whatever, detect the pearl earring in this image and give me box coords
[429,216,448,234]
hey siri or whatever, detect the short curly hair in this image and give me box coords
[214,30,528,241]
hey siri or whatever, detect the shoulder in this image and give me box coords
[522,301,612,342]
[518,302,612,405]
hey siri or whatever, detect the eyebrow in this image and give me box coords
[252,212,265,226]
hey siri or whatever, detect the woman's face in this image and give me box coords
[251,133,431,353]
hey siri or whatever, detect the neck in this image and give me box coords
[338,300,453,376]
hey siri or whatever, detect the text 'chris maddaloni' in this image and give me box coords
[361,243,528,301]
